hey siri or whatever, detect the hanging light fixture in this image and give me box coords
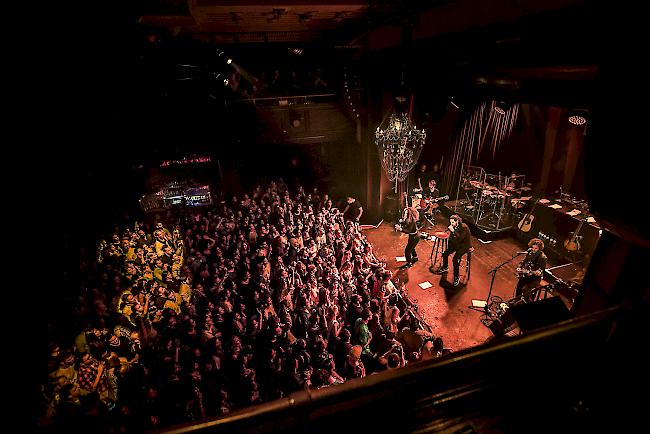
[568,109,588,126]
[494,100,510,115]
[375,112,426,192]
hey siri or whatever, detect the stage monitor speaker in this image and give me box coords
[509,297,571,332]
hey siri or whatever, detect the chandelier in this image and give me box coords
[375,113,426,192]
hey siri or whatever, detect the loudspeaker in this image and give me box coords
[509,297,571,332]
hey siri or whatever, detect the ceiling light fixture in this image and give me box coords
[494,101,510,115]
[568,109,588,126]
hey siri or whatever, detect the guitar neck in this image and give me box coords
[569,220,585,241]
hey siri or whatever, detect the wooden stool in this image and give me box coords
[429,231,449,269]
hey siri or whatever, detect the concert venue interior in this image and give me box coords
[42,1,648,433]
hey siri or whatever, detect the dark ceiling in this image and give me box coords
[133,0,599,104]
[56,0,600,168]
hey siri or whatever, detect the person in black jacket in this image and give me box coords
[399,207,421,268]
[515,238,547,301]
[435,214,473,286]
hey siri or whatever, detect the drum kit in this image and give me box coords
[455,166,531,230]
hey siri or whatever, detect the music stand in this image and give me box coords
[469,250,527,315]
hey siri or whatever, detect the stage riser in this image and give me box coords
[513,203,601,263]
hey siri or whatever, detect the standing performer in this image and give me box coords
[435,214,473,286]
[398,207,421,268]
[515,238,547,302]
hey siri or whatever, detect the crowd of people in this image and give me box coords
[42,180,446,432]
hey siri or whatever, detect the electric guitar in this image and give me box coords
[564,219,585,252]
[518,198,541,233]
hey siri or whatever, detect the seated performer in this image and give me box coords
[435,214,473,286]
[515,238,547,302]
[420,179,443,227]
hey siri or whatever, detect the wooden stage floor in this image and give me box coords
[364,217,571,351]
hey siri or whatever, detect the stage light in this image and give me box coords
[226,58,232,65]
[568,109,588,126]
[223,78,229,85]
[494,101,509,115]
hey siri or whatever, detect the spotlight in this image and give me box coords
[223,78,229,85]
[494,101,509,115]
[568,109,588,126]
[226,58,232,65]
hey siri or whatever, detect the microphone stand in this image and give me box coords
[469,250,527,314]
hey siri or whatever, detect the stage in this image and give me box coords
[364,218,573,351]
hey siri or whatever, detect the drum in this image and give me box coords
[411,195,422,208]
[469,180,484,189]
[511,199,526,209]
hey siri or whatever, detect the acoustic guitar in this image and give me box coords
[421,195,450,210]
[564,219,585,252]
[515,267,542,278]
[517,198,541,233]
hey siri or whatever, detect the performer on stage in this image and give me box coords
[435,214,473,286]
[415,164,433,191]
[399,207,421,268]
[515,238,547,302]
[420,179,443,227]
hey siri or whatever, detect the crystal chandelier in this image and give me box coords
[375,113,426,192]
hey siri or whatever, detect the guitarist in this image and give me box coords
[421,179,443,227]
[515,238,547,302]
